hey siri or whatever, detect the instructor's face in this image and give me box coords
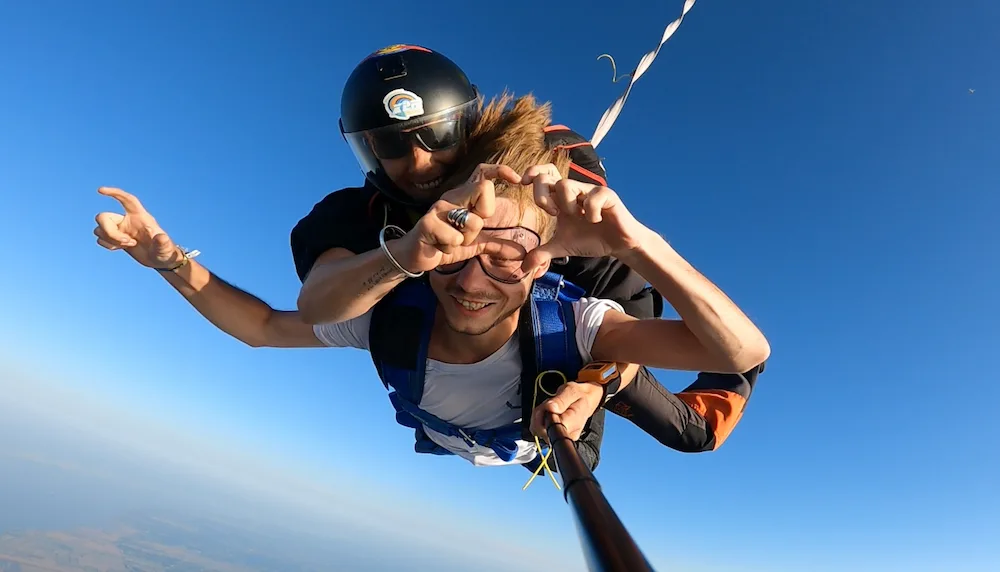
[382,145,460,203]
[428,199,545,337]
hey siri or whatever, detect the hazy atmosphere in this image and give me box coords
[0,365,570,572]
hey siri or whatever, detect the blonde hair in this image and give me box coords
[440,91,570,241]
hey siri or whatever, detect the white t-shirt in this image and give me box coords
[313,297,623,467]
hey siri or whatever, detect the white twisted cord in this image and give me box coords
[590,0,699,149]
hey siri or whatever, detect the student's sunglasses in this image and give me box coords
[434,226,541,284]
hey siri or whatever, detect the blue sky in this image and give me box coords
[0,0,998,570]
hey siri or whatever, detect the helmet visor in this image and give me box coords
[344,99,478,172]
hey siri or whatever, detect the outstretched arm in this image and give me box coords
[593,232,770,373]
[518,168,770,375]
[93,186,321,349]
[159,258,323,348]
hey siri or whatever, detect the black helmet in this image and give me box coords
[339,44,481,209]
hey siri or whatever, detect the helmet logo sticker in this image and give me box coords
[373,44,426,56]
[383,88,425,121]
[375,44,409,55]
[363,44,432,61]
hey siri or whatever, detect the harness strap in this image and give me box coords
[390,392,523,462]
[372,280,436,403]
[532,273,584,375]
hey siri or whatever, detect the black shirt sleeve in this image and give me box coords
[557,256,661,320]
[289,185,382,282]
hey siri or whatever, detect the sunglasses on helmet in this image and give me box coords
[367,117,465,160]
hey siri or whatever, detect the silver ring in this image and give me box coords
[446,207,470,230]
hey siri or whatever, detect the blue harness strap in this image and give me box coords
[530,272,584,377]
[368,273,585,465]
[370,280,436,406]
[390,393,523,461]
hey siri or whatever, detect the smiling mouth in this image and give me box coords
[452,296,494,312]
[412,176,443,192]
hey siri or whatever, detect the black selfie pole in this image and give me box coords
[544,414,657,572]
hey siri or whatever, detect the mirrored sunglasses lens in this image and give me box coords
[415,120,462,151]
[370,132,410,159]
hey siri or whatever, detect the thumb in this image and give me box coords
[521,243,564,275]
[151,233,177,263]
[544,384,582,415]
[544,397,567,415]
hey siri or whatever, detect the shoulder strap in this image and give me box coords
[369,278,437,405]
[518,272,605,471]
[533,272,584,376]
[519,272,585,431]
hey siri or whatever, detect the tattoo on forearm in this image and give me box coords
[361,262,395,293]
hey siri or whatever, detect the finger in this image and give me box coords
[438,209,484,247]
[96,237,121,251]
[544,383,585,416]
[445,162,516,199]
[94,226,133,248]
[561,396,593,417]
[439,179,489,217]
[531,173,561,216]
[521,246,558,276]
[549,179,585,215]
[429,198,459,215]
[423,215,468,250]
[94,213,136,247]
[521,164,563,216]
[429,199,485,246]
[579,187,616,223]
[558,398,595,441]
[98,187,147,215]
[550,384,601,441]
[530,406,562,444]
[440,176,497,220]
[468,163,521,186]
[521,163,563,185]
[458,205,486,246]
[467,178,495,220]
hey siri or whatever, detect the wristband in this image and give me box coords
[599,375,624,405]
[576,361,623,405]
[156,246,200,273]
[379,225,424,279]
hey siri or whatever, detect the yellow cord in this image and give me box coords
[521,370,566,491]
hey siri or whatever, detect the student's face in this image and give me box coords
[428,198,548,336]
